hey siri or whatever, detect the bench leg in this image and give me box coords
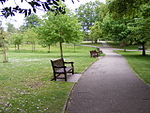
[54,73,57,81]
[72,69,74,74]
[64,73,67,81]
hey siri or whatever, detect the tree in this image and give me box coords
[24,14,41,28]
[11,32,23,50]
[107,0,149,20]
[89,3,109,43]
[90,22,103,43]
[107,0,150,55]
[75,0,101,39]
[23,28,38,52]
[95,2,108,22]
[6,22,17,33]
[128,18,150,56]
[37,11,83,58]
[0,0,69,18]
[0,27,8,63]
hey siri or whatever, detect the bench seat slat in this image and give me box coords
[55,67,72,73]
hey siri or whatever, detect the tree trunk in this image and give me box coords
[48,45,51,53]
[60,42,63,58]
[92,39,94,44]
[141,43,146,56]
[94,39,97,44]
[3,46,8,63]
[15,44,16,50]
[32,44,34,52]
[32,43,36,52]
[74,44,76,52]
[2,39,8,63]
[17,44,20,50]
[33,43,35,51]
[124,48,126,52]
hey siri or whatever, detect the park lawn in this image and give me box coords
[0,44,97,113]
[116,50,150,84]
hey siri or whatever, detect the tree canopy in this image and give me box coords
[75,0,101,32]
[37,11,83,57]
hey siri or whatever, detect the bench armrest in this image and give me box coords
[64,62,74,67]
[64,62,74,64]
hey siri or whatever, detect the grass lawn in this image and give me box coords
[115,50,150,84]
[0,44,97,113]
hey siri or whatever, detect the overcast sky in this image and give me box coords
[0,0,106,29]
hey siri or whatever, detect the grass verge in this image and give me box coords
[115,50,150,84]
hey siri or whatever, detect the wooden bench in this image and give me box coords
[50,58,74,81]
[90,50,99,57]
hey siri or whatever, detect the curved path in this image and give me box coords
[66,47,150,113]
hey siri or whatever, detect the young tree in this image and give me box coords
[23,28,38,52]
[90,22,103,43]
[38,11,83,58]
[11,32,23,50]
[0,27,8,63]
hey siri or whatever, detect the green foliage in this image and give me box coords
[107,0,149,19]
[11,32,23,50]
[90,22,103,42]
[23,28,38,44]
[128,18,150,44]
[0,30,9,47]
[23,28,39,51]
[24,14,41,29]
[94,1,150,55]
[96,3,109,22]
[75,0,101,32]
[103,20,131,42]
[37,11,83,54]
[6,23,16,33]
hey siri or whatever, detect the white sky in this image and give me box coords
[0,0,105,29]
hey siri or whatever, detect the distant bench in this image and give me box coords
[50,58,74,81]
[90,48,103,57]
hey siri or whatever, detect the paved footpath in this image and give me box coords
[66,47,150,113]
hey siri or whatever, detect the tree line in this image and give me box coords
[0,0,149,63]
[76,0,149,56]
[0,7,83,62]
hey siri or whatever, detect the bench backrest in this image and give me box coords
[51,58,65,72]
[90,50,97,54]
[52,58,64,66]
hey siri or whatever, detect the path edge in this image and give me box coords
[122,55,150,87]
[62,56,103,113]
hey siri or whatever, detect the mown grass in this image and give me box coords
[0,44,97,113]
[115,50,150,84]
